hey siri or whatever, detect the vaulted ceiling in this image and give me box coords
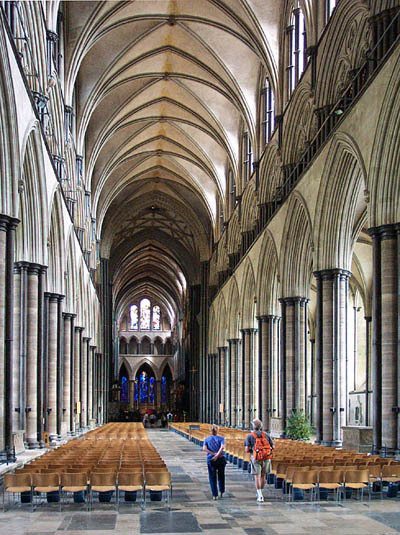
[64,0,282,325]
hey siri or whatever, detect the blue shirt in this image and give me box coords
[204,435,225,462]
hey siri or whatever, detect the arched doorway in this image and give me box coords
[134,363,156,406]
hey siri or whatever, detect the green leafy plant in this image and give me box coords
[285,409,313,441]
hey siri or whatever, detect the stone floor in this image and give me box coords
[1,428,400,535]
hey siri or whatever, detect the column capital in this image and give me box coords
[313,268,352,281]
[83,336,91,343]
[217,346,228,352]
[23,262,45,275]
[256,314,277,322]
[227,338,239,344]
[90,345,97,351]
[0,214,20,231]
[75,326,85,333]
[279,296,309,305]
[45,291,65,302]
[62,312,76,320]
[368,223,400,240]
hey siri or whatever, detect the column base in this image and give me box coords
[27,440,39,449]
[38,440,45,448]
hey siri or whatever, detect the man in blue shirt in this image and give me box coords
[203,425,226,500]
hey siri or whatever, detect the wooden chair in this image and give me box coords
[381,464,400,484]
[3,473,33,512]
[89,472,117,511]
[291,470,318,502]
[117,472,145,511]
[145,471,172,510]
[31,473,61,511]
[60,472,89,510]
[344,470,370,502]
[317,470,344,503]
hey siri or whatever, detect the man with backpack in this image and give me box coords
[244,419,274,502]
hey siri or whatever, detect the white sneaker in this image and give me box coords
[256,495,264,502]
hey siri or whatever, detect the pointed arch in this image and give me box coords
[48,188,66,294]
[280,192,313,297]
[368,54,400,226]
[226,276,240,339]
[0,22,19,217]
[15,126,48,264]
[256,230,280,316]
[240,258,256,329]
[314,132,367,271]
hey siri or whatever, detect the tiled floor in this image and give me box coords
[1,429,400,535]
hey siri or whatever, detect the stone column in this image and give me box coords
[314,269,350,447]
[368,224,399,452]
[258,315,275,431]
[46,293,59,441]
[56,295,64,438]
[82,337,90,428]
[228,339,238,427]
[279,297,308,427]
[273,317,281,419]
[74,326,84,432]
[62,313,75,436]
[25,264,41,448]
[239,330,245,428]
[0,216,7,450]
[12,264,21,433]
[219,347,227,425]
[89,345,96,427]
[365,317,372,427]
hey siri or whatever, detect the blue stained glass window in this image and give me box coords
[121,376,128,402]
[161,376,167,403]
[134,380,138,402]
[139,371,148,403]
[149,376,155,403]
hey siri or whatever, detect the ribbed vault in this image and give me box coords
[64,0,282,331]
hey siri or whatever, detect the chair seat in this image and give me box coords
[119,485,143,492]
[34,486,59,493]
[62,486,87,492]
[319,483,341,489]
[147,485,169,491]
[293,484,315,490]
[91,486,115,492]
[6,486,31,493]
[345,483,367,489]
[383,477,400,482]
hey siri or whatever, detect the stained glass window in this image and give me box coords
[121,376,128,403]
[149,376,155,403]
[134,380,138,402]
[139,371,148,403]
[161,376,167,403]
[140,298,151,330]
[130,304,138,330]
[153,305,161,330]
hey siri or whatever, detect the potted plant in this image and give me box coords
[285,409,312,441]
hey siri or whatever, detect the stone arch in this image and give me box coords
[368,55,400,226]
[226,276,240,339]
[316,0,370,108]
[256,230,280,316]
[65,230,77,313]
[128,336,138,354]
[241,182,257,232]
[208,305,218,354]
[0,22,19,217]
[154,336,163,355]
[132,359,159,381]
[280,192,313,298]
[119,337,127,355]
[47,188,66,294]
[160,361,175,382]
[217,294,228,347]
[15,126,48,264]
[240,259,257,329]
[119,357,133,379]
[141,336,151,355]
[314,132,367,271]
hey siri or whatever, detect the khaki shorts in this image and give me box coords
[250,458,271,476]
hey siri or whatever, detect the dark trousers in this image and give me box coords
[207,459,225,497]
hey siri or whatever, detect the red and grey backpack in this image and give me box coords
[251,432,273,461]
